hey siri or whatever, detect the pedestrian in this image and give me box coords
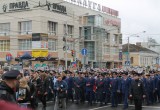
[0,70,21,103]
[17,77,31,108]
[38,70,50,110]
[129,72,146,110]
[54,75,68,110]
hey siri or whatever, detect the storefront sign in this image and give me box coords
[2,1,30,13]
[104,19,121,27]
[32,49,48,58]
[64,0,118,16]
[47,3,67,14]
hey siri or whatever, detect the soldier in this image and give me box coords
[121,71,131,109]
[74,72,86,104]
[96,74,105,106]
[129,72,146,110]
[66,72,74,102]
[104,72,111,105]
[110,72,120,107]
[85,72,95,105]
[0,70,20,103]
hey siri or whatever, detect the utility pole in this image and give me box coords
[127,37,130,67]
[65,22,68,70]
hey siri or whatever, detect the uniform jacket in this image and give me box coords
[129,79,145,99]
[0,82,16,103]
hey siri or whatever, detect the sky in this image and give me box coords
[91,0,160,44]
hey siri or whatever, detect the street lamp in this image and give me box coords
[127,31,146,67]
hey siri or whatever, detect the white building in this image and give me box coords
[0,0,122,69]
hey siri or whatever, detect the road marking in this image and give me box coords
[88,105,110,110]
[89,103,160,110]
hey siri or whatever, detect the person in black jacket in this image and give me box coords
[129,72,146,110]
[26,76,37,109]
[38,70,50,110]
[0,70,20,103]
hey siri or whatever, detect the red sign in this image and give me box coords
[104,19,121,27]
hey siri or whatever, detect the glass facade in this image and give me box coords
[85,41,95,60]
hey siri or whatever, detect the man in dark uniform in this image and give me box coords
[121,71,131,109]
[129,72,146,110]
[0,70,20,103]
[96,73,105,106]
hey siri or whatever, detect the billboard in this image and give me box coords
[32,49,48,58]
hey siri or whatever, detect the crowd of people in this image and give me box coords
[0,68,160,110]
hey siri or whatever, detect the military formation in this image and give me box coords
[0,68,160,110]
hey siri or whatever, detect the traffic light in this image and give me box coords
[71,50,75,57]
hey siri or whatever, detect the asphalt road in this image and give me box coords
[37,101,160,110]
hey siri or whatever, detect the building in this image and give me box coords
[122,44,159,68]
[0,0,122,69]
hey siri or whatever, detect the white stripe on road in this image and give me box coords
[89,104,160,110]
[89,105,110,110]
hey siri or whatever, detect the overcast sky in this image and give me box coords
[92,0,160,44]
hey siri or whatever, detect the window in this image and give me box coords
[19,21,32,35]
[84,27,91,40]
[104,33,110,42]
[111,47,119,54]
[0,23,10,36]
[48,21,57,35]
[18,39,32,50]
[67,42,74,50]
[88,16,94,25]
[48,39,57,51]
[64,25,74,37]
[103,46,110,54]
[113,34,118,44]
[0,40,10,51]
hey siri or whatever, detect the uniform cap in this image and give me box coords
[2,70,20,79]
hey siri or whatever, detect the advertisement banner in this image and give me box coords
[32,49,48,57]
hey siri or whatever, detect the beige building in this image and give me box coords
[0,0,122,69]
[122,44,159,68]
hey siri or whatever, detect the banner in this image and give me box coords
[32,49,48,57]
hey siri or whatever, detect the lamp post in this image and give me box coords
[127,31,146,67]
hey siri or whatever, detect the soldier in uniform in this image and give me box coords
[0,70,20,103]
[110,71,120,107]
[104,72,111,105]
[121,71,131,109]
[129,72,146,110]
[96,74,105,106]
[74,72,86,104]
[85,72,95,105]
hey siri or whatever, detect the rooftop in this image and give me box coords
[122,44,158,54]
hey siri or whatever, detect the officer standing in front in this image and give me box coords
[129,72,146,110]
[121,71,131,109]
[0,70,20,103]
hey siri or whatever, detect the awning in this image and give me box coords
[20,52,32,60]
